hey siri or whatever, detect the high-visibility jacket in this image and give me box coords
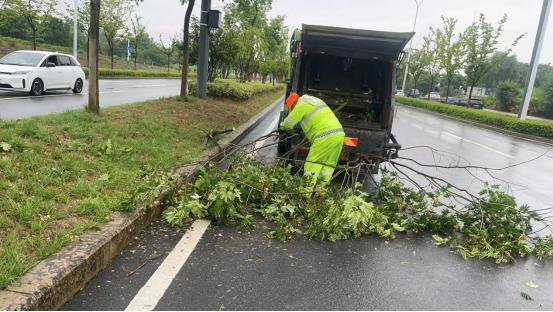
[280,95,343,142]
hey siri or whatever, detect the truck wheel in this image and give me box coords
[357,167,377,194]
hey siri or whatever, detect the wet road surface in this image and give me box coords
[62,103,553,310]
[0,78,181,120]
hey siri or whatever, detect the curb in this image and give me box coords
[93,76,183,80]
[0,95,285,311]
[398,104,553,146]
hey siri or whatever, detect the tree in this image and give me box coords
[464,14,524,104]
[100,0,132,69]
[540,77,553,118]
[496,80,519,112]
[481,54,526,89]
[224,0,273,82]
[407,49,427,95]
[424,29,441,100]
[435,17,467,102]
[88,0,100,114]
[0,8,30,40]
[7,0,60,50]
[39,16,72,46]
[179,0,195,97]
[158,34,175,73]
[128,14,146,70]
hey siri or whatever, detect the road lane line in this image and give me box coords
[125,219,211,311]
[443,132,515,158]
[132,84,166,88]
[0,93,76,101]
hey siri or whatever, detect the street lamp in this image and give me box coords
[401,0,424,96]
[73,0,78,58]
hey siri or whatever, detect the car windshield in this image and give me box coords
[0,52,46,67]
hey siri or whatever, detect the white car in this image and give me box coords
[0,50,85,96]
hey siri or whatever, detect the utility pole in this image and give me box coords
[518,0,552,120]
[401,0,423,96]
[197,0,211,99]
[127,39,130,68]
[73,0,78,58]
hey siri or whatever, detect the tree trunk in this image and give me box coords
[428,76,434,101]
[88,0,100,114]
[180,0,195,97]
[445,76,452,103]
[134,44,138,70]
[32,29,36,50]
[468,86,474,107]
[110,46,114,69]
[167,55,170,72]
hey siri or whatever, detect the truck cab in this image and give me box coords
[279,24,414,174]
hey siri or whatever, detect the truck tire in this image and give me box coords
[357,167,377,194]
[277,111,288,155]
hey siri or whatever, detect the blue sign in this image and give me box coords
[126,46,133,51]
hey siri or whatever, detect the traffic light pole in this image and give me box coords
[518,0,552,120]
[197,0,211,99]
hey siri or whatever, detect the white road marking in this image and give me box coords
[125,219,211,311]
[0,93,76,101]
[443,131,515,158]
[132,84,166,88]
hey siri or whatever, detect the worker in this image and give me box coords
[280,92,344,193]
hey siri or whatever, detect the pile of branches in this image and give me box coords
[128,132,553,264]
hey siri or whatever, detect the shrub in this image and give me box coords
[496,81,520,112]
[188,79,285,100]
[81,67,192,78]
[481,95,498,109]
[540,78,553,118]
[395,96,553,139]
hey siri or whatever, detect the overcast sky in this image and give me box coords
[63,0,553,64]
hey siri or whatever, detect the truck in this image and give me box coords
[278,24,414,177]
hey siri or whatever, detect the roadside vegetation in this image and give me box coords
[395,96,553,139]
[0,88,284,288]
[81,67,193,78]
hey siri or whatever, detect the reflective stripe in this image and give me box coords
[305,171,320,176]
[321,170,334,176]
[315,128,344,139]
[300,105,328,126]
[284,116,297,126]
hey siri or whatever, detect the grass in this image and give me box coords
[0,89,284,288]
[81,67,196,79]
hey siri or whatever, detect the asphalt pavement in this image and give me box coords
[0,78,181,120]
[62,103,553,311]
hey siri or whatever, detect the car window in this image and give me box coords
[58,55,72,66]
[0,51,46,67]
[41,55,59,67]
[69,57,79,66]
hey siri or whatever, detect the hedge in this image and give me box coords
[81,67,196,78]
[396,96,553,139]
[188,79,285,100]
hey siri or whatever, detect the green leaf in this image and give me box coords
[525,282,539,288]
[98,174,110,181]
[520,292,533,301]
[0,142,11,152]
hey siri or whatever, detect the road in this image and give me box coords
[0,78,181,120]
[62,102,553,310]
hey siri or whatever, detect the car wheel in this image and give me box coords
[29,78,43,96]
[72,78,83,94]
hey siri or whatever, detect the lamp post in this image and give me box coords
[401,0,423,96]
[73,0,78,58]
[518,0,552,120]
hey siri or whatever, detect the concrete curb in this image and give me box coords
[398,104,553,146]
[0,95,284,311]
